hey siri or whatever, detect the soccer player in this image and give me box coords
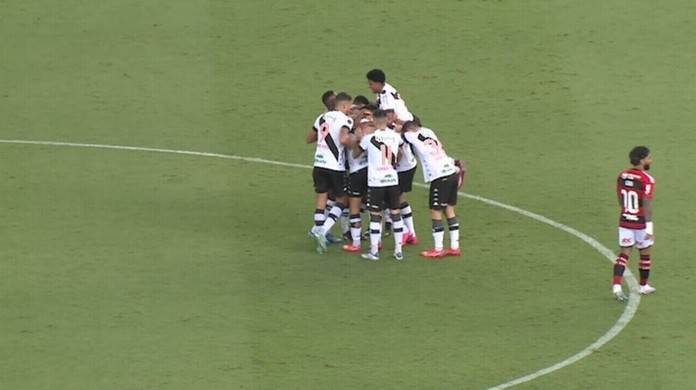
[612,146,657,301]
[353,109,405,261]
[389,110,419,245]
[366,68,415,124]
[305,90,343,244]
[305,92,358,254]
[341,111,375,253]
[321,90,337,111]
[401,121,461,258]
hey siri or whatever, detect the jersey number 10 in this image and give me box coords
[620,189,640,214]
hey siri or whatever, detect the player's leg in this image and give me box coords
[636,233,656,294]
[342,170,366,252]
[310,168,330,253]
[322,194,347,239]
[382,208,392,237]
[442,173,460,256]
[319,170,349,239]
[388,187,404,260]
[612,227,635,300]
[421,178,446,258]
[361,187,383,260]
[339,172,351,240]
[322,192,342,244]
[443,205,460,256]
[398,167,417,244]
[313,192,328,231]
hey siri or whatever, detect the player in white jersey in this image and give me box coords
[305,92,358,254]
[303,90,345,244]
[341,110,374,252]
[353,109,405,261]
[366,68,415,124]
[386,110,419,246]
[402,121,462,259]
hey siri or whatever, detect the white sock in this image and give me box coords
[400,203,415,236]
[392,216,404,253]
[322,205,343,235]
[369,218,381,254]
[448,217,460,250]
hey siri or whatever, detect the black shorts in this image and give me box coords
[367,185,401,212]
[347,168,368,197]
[429,173,458,210]
[397,167,416,193]
[313,167,346,196]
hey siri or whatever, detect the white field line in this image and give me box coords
[0,139,639,389]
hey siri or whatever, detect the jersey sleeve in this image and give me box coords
[643,175,655,198]
[312,114,322,132]
[344,117,354,130]
[379,92,397,110]
[403,131,417,145]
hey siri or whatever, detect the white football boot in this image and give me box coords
[613,284,628,301]
[638,284,656,295]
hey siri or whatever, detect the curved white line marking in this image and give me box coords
[0,139,639,389]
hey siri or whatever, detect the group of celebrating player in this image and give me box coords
[305,69,464,261]
[304,68,658,301]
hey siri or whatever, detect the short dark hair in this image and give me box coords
[365,103,379,112]
[366,69,386,83]
[402,121,418,132]
[372,109,387,120]
[321,90,335,110]
[336,92,352,103]
[353,95,370,108]
[412,115,422,127]
[629,146,650,166]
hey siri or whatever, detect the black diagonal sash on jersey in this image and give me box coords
[319,116,340,162]
[417,133,438,146]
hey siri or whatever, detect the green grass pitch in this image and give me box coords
[1,1,696,389]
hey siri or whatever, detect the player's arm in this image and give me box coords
[305,127,318,144]
[339,126,357,148]
[354,134,368,158]
[643,197,654,237]
[353,143,365,159]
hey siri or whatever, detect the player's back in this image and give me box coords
[378,83,413,122]
[312,110,352,171]
[362,128,401,187]
[616,168,655,229]
[404,127,456,183]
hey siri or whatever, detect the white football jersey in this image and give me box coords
[396,134,417,172]
[359,128,402,187]
[403,127,456,183]
[346,143,368,174]
[312,111,353,171]
[377,83,414,122]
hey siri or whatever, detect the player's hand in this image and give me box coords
[644,233,654,240]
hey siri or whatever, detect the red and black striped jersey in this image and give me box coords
[616,168,655,229]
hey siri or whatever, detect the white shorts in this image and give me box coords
[618,227,654,249]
